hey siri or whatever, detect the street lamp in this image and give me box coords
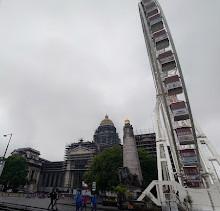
[3,134,13,160]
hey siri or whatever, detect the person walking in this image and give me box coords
[53,189,59,210]
[75,191,82,211]
[48,189,55,210]
[91,195,97,211]
[79,194,83,211]
[82,196,87,211]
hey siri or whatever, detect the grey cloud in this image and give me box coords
[0,0,219,160]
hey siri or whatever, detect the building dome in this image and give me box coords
[100,114,114,126]
[94,114,120,152]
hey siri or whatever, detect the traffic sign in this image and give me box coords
[92,181,96,191]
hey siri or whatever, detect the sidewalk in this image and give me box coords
[0,196,119,211]
[58,198,119,210]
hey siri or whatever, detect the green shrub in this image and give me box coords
[133,203,162,211]
[102,200,117,207]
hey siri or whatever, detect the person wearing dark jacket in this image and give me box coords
[53,190,59,210]
[91,195,97,211]
[75,191,82,211]
[48,189,56,210]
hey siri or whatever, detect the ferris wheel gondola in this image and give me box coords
[137,1,220,208]
[139,0,204,188]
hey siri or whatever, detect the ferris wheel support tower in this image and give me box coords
[137,0,220,210]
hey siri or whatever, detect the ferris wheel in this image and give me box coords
[138,0,220,191]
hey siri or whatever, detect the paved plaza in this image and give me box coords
[0,196,118,211]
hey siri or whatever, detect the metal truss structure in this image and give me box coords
[137,0,220,209]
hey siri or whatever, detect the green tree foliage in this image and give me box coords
[113,185,127,195]
[83,147,157,192]
[0,156,29,189]
[138,148,157,186]
[83,146,123,192]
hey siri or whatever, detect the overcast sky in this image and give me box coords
[0,0,219,161]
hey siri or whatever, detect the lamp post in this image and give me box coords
[0,134,12,177]
[3,133,13,160]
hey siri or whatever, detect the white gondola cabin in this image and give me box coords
[148,13,163,33]
[142,0,152,3]
[175,127,194,145]
[183,166,199,176]
[153,29,169,50]
[170,101,189,121]
[163,75,182,96]
[144,1,158,17]
[180,149,198,165]
[158,50,176,71]
[185,182,200,188]
[183,166,200,187]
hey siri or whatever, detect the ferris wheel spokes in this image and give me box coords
[139,0,205,188]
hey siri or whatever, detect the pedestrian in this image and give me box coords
[75,191,82,211]
[91,194,97,211]
[118,194,123,211]
[82,196,87,210]
[48,189,55,210]
[26,192,29,198]
[53,189,59,210]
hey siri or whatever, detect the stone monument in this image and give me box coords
[118,119,143,194]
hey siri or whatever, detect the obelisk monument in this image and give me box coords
[123,119,143,186]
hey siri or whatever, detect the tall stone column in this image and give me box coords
[71,172,74,188]
[57,173,61,188]
[53,173,57,188]
[48,173,53,187]
[64,161,71,188]
[46,173,50,187]
[42,173,48,187]
[36,170,40,188]
[123,119,143,185]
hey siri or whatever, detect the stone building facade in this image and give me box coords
[11,148,44,192]
[134,133,156,156]
[11,115,121,192]
[38,161,65,192]
[63,140,97,190]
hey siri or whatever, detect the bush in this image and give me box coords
[133,203,162,211]
[102,200,117,207]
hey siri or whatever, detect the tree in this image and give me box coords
[83,146,123,192]
[83,147,157,192]
[0,156,29,190]
[113,185,128,210]
[138,148,157,186]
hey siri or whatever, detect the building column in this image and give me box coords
[50,174,54,187]
[53,173,57,188]
[60,173,64,188]
[48,174,52,187]
[56,173,60,188]
[58,172,62,188]
[71,171,74,188]
[43,173,47,187]
[36,170,41,188]
[64,161,71,188]
[64,171,70,188]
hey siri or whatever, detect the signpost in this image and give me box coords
[92,181,96,192]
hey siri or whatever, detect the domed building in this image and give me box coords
[13,115,121,192]
[94,115,121,152]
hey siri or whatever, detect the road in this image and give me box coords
[0,196,119,211]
